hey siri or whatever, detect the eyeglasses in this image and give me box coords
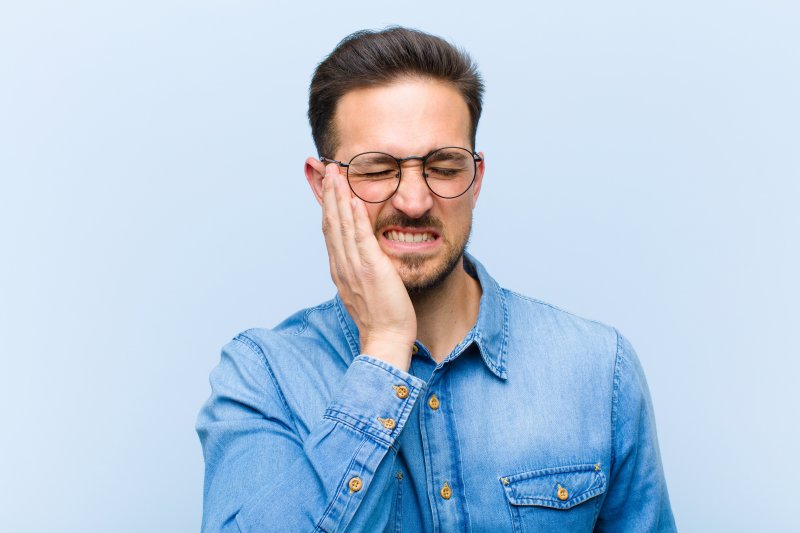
[320,146,482,203]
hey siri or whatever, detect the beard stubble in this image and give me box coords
[375,212,472,295]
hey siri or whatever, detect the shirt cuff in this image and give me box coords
[324,354,426,447]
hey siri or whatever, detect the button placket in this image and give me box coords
[418,370,466,529]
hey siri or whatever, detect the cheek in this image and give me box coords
[446,202,474,229]
[365,205,382,231]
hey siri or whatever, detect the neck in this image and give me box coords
[410,257,482,364]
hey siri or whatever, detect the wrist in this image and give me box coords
[361,337,415,372]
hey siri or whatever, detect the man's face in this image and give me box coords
[308,78,484,292]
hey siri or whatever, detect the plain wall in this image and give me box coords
[1,1,798,531]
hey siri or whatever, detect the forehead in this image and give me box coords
[332,78,472,159]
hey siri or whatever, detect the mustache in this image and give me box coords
[375,213,443,231]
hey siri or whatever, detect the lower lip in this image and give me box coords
[380,233,441,252]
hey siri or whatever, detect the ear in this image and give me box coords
[305,157,326,206]
[470,151,486,207]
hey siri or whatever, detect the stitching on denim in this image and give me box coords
[334,357,422,451]
[234,334,301,436]
[316,437,368,531]
[324,409,394,448]
[472,333,505,380]
[469,278,509,379]
[321,411,397,453]
[504,289,615,332]
[416,391,440,527]
[447,372,473,529]
[233,333,263,361]
[502,467,608,510]
[356,356,426,389]
[439,328,478,371]
[393,469,404,533]
[505,463,604,480]
[293,300,335,336]
[497,284,510,377]
[610,328,624,471]
[590,486,606,526]
[393,384,421,442]
[334,297,360,357]
[502,479,522,533]
[509,486,606,509]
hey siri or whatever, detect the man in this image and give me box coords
[197,27,675,532]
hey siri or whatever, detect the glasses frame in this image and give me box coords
[320,146,482,203]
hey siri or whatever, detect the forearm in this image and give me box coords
[198,341,424,532]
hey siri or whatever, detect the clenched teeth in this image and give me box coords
[385,230,435,243]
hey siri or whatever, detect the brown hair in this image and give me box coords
[308,27,484,158]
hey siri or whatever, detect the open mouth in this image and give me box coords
[380,226,441,248]
[383,230,437,243]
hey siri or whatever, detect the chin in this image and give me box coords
[397,251,464,295]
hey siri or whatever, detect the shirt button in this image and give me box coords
[440,482,452,500]
[557,485,569,501]
[379,417,396,430]
[393,385,409,399]
[349,477,363,492]
[412,344,419,355]
[428,394,440,410]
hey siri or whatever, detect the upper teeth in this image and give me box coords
[387,231,433,243]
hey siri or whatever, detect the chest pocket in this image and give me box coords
[501,464,607,532]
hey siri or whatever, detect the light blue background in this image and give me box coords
[1,1,798,531]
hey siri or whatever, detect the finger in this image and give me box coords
[351,196,383,263]
[329,166,365,271]
[321,164,348,282]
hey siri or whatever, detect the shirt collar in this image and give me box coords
[464,253,509,380]
[334,252,509,380]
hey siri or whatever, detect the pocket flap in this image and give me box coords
[501,464,607,510]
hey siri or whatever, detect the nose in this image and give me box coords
[390,162,435,218]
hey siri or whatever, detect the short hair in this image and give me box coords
[308,27,484,158]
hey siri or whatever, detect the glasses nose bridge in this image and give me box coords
[396,155,428,180]
[392,155,435,206]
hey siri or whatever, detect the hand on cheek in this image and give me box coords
[321,163,417,371]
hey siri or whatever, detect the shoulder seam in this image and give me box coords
[234,333,301,435]
[610,328,624,471]
[503,288,615,331]
[293,301,336,336]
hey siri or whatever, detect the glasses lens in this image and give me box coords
[424,148,476,198]
[347,153,401,203]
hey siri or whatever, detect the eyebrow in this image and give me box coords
[427,150,467,161]
[354,153,396,164]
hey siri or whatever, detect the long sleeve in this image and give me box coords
[196,336,425,532]
[595,332,677,532]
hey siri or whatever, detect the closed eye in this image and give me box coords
[350,169,398,180]
[364,170,397,178]
[427,167,463,178]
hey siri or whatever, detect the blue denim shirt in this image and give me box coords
[197,255,675,532]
